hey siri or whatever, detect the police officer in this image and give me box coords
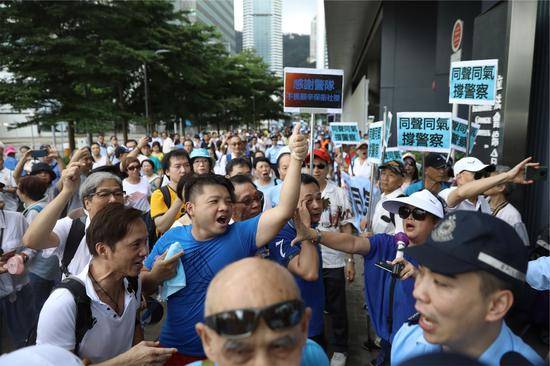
[391,211,544,365]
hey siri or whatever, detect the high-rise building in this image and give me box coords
[309,16,317,63]
[173,0,236,54]
[243,0,283,76]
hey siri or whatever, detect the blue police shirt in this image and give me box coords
[391,322,544,366]
[404,180,450,196]
[144,215,261,356]
[186,339,329,366]
[263,222,325,337]
[363,234,417,343]
[527,256,550,291]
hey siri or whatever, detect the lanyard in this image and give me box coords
[0,210,5,256]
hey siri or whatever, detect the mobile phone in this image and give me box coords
[525,166,547,181]
[375,261,394,273]
[31,149,48,158]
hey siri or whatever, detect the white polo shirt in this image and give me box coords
[42,216,91,277]
[0,210,29,298]
[438,187,491,214]
[37,262,141,363]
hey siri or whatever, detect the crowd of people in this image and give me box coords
[0,124,547,366]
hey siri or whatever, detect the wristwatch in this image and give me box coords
[311,228,322,245]
[347,258,355,264]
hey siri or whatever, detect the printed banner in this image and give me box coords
[341,172,379,231]
[284,67,344,113]
[384,147,403,163]
[397,112,452,153]
[367,121,384,164]
[329,122,361,145]
[451,117,480,153]
[449,59,498,105]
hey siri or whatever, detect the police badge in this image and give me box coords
[431,214,456,242]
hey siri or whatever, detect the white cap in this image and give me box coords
[0,345,83,366]
[453,157,489,177]
[382,189,445,219]
[276,146,291,161]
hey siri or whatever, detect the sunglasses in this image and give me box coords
[204,299,305,339]
[127,165,140,171]
[312,163,326,170]
[235,191,264,206]
[398,206,428,221]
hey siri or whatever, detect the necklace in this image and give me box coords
[89,269,122,315]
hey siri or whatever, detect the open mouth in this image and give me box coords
[419,313,437,333]
[405,222,415,231]
[216,215,230,226]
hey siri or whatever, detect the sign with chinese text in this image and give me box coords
[367,121,383,164]
[329,122,361,145]
[397,112,452,153]
[449,59,498,105]
[341,172,379,231]
[384,147,403,163]
[284,67,344,113]
[451,117,480,153]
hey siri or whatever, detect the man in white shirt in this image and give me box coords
[0,206,34,349]
[439,156,539,214]
[371,160,405,235]
[0,155,19,211]
[349,141,371,179]
[37,203,177,364]
[161,131,174,154]
[215,134,248,175]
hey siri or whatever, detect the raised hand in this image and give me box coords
[288,123,308,162]
[61,162,82,194]
[291,201,315,246]
[506,157,540,184]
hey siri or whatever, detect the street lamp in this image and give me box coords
[144,49,170,133]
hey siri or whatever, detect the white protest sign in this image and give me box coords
[341,172,379,231]
[329,122,361,145]
[384,147,403,163]
[367,121,384,164]
[451,117,480,153]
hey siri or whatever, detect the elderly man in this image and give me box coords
[371,160,406,235]
[194,258,328,366]
[215,134,248,175]
[229,175,264,222]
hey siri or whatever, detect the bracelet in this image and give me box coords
[347,258,355,264]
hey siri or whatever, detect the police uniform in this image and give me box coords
[391,211,544,366]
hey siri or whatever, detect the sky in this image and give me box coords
[234,0,317,35]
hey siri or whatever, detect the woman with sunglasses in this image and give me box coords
[401,153,420,191]
[293,189,445,365]
[122,157,151,212]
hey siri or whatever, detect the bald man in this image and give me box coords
[194,258,329,366]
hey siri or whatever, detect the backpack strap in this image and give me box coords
[61,217,86,277]
[56,277,95,356]
[159,185,172,208]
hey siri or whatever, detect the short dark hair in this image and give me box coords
[141,159,155,168]
[162,149,190,171]
[184,174,235,203]
[18,175,48,201]
[300,173,319,188]
[91,142,100,148]
[230,174,256,188]
[226,157,252,176]
[86,203,143,256]
[176,172,194,201]
[253,157,271,169]
[152,141,161,148]
[125,139,138,146]
[476,270,516,298]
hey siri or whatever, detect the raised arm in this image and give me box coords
[13,150,32,184]
[56,148,88,191]
[255,124,307,247]
[22,163,82,250]
[446,157,539,208]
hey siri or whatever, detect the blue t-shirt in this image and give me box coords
[404,180,450,196]
[144,215,261,356]
[186,339,329,366]
[363,234,417,343]
[262,222,325,337]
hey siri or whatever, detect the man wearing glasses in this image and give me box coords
[293,189,444,365]
[229,175,264,222]
[194,257,328,366]
[215,134,248,175]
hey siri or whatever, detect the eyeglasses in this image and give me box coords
[127,165,140,171]
[234,191,264,206]
[398,206,428,221]
[204,299,305,339]
[92,190,125,199]
[312,163,326,170]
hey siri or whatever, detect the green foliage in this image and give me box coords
[0,0,284,144]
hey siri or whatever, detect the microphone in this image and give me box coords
[394,232,410,260]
